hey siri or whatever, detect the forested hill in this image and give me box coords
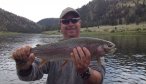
[77,0,146,27]
[37,18,59,31]
[38,0,146,30]
[0,8,43,33]
[0,0,145,32]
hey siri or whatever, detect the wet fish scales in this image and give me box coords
[31,37,116,61]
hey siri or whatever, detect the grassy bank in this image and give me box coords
[0,31,20,36]
[81,28,146,36]
[42,30,61,35]
[43,23,146,36]
[81,23,146,36]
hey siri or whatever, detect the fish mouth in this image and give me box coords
[103,43,116,54]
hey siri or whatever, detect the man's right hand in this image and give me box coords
[12,46,35,70]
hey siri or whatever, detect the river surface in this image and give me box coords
[0,34,146,84]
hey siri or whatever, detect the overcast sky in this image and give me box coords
[0,0,92,22]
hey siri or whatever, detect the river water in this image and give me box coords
[0,34,146,84]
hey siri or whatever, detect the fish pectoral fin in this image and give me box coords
[60,60,68,70]
[38,58,47,68]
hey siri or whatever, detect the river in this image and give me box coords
[0,34,146,84]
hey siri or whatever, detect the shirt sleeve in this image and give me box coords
[16,58,50,81]
[89,57,106,83]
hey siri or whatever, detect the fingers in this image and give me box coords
[12,49,17,60]
[24,46,31,57]
[70,46,91,73]
[28,53,35,65]
[76,47,86,63]
[70,52,78,67]
[72,47,81,68]
[12,46,32,62]
[83,47,91,64]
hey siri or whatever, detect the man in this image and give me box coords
[12,7,105,84]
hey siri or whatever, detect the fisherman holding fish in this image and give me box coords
[12,7,108,84]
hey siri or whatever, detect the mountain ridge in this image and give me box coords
[38,0,146,29]
[0,8,43,33]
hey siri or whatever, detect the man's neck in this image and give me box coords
[63,36,80,40]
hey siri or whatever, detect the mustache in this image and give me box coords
[65,27,77,30]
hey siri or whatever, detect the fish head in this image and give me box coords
[102,41,116,54]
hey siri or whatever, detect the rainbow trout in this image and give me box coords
[31,37,116,62]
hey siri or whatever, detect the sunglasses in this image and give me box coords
[61,18,80,25]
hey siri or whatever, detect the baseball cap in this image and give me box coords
[60,7,80,19]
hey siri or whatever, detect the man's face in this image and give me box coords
[60,13,81,39]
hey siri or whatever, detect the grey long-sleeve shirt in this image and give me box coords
[17,57,105,84]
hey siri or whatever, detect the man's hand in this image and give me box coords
[70,46,106,73]
[70,47,91,73]
[70,46,106,84]
[12,46,35,70]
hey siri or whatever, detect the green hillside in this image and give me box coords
[0,8,43,33]
[77,0,146,27]
[38,0,146,30]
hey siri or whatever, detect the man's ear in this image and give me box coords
[60,26,63,34]
[60,29,62,33]
[59,20,62,33]
[79,19,82,23]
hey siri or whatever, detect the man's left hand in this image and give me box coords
[70,47,91,73]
